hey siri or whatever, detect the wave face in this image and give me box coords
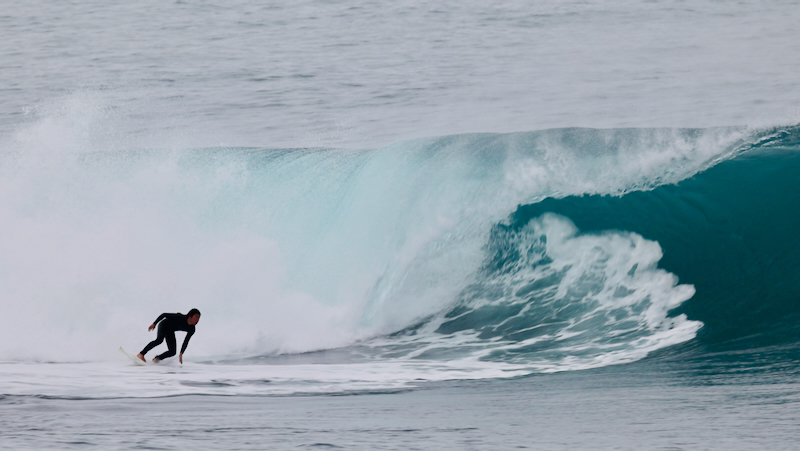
[357,126,800,371]
[358,124,800,372]
[1,108,797,375]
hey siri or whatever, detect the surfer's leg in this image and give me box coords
[140,324,166,356]
[155,331,177,361]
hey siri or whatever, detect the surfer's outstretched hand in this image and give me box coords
[179,353,183,364]
[148,323,155,331]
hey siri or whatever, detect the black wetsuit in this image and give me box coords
[140,313,196,360]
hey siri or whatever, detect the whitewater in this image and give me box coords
[2,1,800,450]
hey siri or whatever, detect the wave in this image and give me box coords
[1,103,797,373]
[363,123,800,372]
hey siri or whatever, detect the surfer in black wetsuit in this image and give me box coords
[137,309,201,364]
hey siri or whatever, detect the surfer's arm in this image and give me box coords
[149,313,169,330]
[180,330,194,355]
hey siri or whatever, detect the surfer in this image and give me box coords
[137,309,201,364]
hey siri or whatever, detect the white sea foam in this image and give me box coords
[362,214,701,371]
[0,359,529,398]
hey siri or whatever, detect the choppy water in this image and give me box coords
[4,0,800,148]
[4,359,800,450]
[2,1,800,449]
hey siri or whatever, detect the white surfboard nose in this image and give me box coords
[119,347,148,366]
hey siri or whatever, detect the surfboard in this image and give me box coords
[119,347,149,366]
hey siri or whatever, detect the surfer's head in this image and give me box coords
[187,308,201,325]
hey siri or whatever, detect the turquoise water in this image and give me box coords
[2,1,800,449]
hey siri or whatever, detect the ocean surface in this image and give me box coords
[2,1,800,449]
